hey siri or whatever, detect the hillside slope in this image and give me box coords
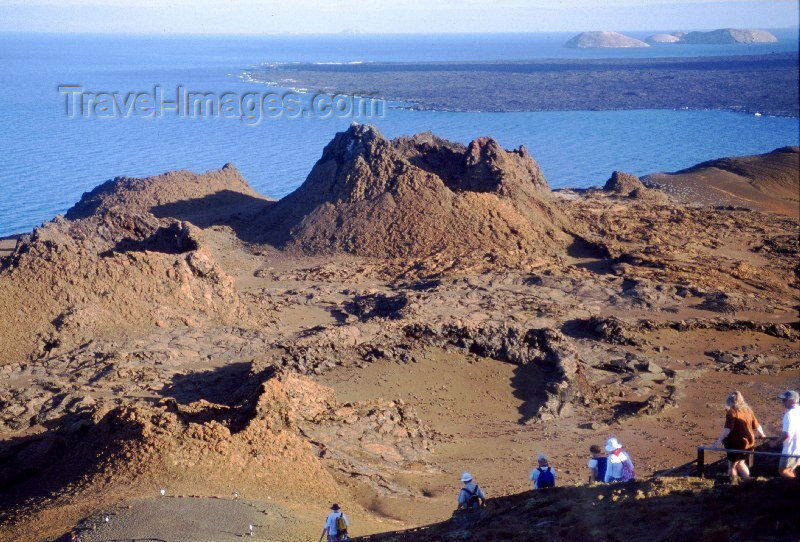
[643,146,800,217]
[356,478,800,541]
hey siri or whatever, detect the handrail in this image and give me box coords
[696,445,800,477]
[698,445,800,458]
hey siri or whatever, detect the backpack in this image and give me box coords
[537,467,555,488]
[334,513,348,535]
[621,459,635,482]
[462,485,481,507]
[594,456,608,481]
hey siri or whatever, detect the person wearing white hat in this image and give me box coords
[603,437,635,483]
[456,472,485,510]
[774,390,800,479]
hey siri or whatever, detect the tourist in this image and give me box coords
[713,390,766,480]
[587,444,608,483]
[319,503,349,542]
[529,452,556,488]
[456,472,486,509]
[604,437,635,483]
[773,390,799,479]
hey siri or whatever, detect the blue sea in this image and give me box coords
[0,31,798,237]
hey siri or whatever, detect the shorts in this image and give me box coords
[779,455,800,472]
[726,451,750,463]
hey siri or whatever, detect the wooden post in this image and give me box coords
[697,447,705,478]
[747,451,754,470]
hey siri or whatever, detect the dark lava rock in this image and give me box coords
[604,171,646,195]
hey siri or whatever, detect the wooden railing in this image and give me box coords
[696,445,800,477]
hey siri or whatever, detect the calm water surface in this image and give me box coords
[0,32,797,236]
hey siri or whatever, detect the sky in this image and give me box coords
[0,0,797,34]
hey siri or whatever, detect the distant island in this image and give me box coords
[645,28,778,45]
[564,31,649,48]
[568,29,778,48]
[646,33,682,44]
[682,28,778,44]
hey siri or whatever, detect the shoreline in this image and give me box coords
[251,52,799,116]
[2,136,799,240]
[383,104,797,118]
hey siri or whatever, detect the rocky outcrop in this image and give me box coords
[344,292,410,322]
[576,315,797,344]
[565,31,649,48]
[0,166,263,366]
[602,171,668,203]
[682,29,778,44]
[393,131,550,194]
[705,350,794,375]
[273,371,432,494]
[253,124,568,265]
[604,171,646,195]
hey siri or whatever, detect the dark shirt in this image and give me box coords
[724,408,759,450]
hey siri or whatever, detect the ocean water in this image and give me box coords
[0,31,798,237]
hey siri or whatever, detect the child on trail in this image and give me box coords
[604,437,635,483]
[529,452,556,489]
[456,472,486,510]
[587,444,608,483]
[319,503,350,542]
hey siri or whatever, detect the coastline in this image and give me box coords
[251,52,799,116]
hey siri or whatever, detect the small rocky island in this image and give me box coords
[646,33,682,44]
[564,31,649,48]
[682,28,778,44]
[646,28,778,45]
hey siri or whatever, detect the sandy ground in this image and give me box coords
[317,342,800,529]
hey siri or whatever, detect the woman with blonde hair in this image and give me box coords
[713,390,766,480]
